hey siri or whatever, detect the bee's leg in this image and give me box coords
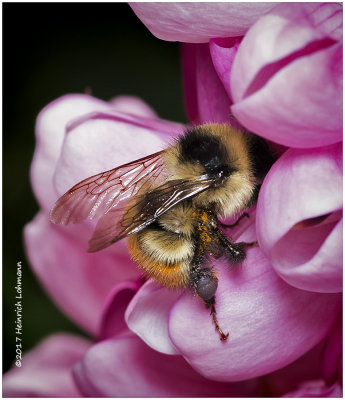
[189,263,229,341]
[204,296,229,341]
[215,229,257,264]
[217,212,249,229]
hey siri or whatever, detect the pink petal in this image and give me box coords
[3,333,90,397]
[168,225,341,381]
[24,212,139,336]
[263,312,341,396]
[99,280,141,340]
[231,3,342,148]
[130,3,277,43]
[181,43,233,125]
[108,95,158,118]
[232,3,342,101]
[322,313,342,386]
[73,335,260,397]
[54,110,183,196]
[256,144,342,292]
[31,94,117,212]
[125,280,182,355]
[282,380,342,398]
[181,43,200,124]
[209,37,241,102]
[263,338,327,396]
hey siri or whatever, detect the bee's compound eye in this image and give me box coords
[196,274,218,301]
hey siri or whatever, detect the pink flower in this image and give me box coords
[73,334,260,397]
[5,2,342,397]
[75,272,342,396]
[179,2,343,148]
[3,334,91,397]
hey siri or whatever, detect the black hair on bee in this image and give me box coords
[179,126,236,176]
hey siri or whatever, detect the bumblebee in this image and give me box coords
[50,123,274,341]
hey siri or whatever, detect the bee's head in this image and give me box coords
[164,124,257,218]
[178,126,236,186]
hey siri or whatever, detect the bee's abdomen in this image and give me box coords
[128,226,192,289]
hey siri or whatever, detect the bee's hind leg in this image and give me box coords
[189,263,229,341]
[204,296,229,341]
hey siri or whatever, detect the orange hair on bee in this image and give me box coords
[127,233,190,289]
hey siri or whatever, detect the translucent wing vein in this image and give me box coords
[50,151,165,225]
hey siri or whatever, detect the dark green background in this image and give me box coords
[3,3,186,373]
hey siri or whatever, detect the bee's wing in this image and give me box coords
[50,151,166,225]
[88,176,215,252]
